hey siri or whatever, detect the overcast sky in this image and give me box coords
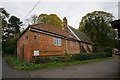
[1,0,120,29]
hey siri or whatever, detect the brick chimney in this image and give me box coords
[63,17,67,32]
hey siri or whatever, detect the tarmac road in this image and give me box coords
[2,57,119,78]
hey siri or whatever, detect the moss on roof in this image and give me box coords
[68,26,93,44]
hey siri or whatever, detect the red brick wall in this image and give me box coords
[17,30,31,60]
[80,42,93,53]
[67,40,80,54]
[29,31,81,57]
[17,29,93,60]
[29,31,66,57]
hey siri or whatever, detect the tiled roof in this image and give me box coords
[30,23,77,40]
[68,26,93,44]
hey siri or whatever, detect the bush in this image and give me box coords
[96,47,112,57]
[72,53,93,61]
[31,50,112,64]
[46,56,58,62]
[4,45,16,55]
[31,57,46,64]
[72,51,112,61]
[55,55,73,62]
[31,56,59,64]
[104,48,112,57]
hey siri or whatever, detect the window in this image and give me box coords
[58,39,61,46]
[76,42,78,47]
[70,41,73,46]
[54,38,62,46]
[82,43,85,49]
[26,36,28,39]
[34,35,37,39]
[89,45,92,49]
[54,38,57,45]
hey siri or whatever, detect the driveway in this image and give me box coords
[2,57,119,78]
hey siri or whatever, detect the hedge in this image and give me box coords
[31,49,112,64]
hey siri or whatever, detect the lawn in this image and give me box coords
[2,53,113,70]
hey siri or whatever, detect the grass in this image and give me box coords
[2,53,114,70]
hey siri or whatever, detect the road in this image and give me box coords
[0,53,2,79]
[2,57,120,78]
[2,57,30,78]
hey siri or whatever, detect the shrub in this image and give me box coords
[72,51,112,61]
[5,45,16,55]
[46,56,58,62]
[103,48,112,57]
[56,55,73,62]
[31,50,112,64]
[31,57,46,64]
[95,47,112,57]
[72,53,94,61]
[31,56,59,64]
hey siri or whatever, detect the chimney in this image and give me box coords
[63,17,67,31]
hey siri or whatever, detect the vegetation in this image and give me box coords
[3,53,113,70]
[1,8,22,54]
[79,11,118,48]
[2,47,113,70]
[31,47,112,64]
[25,14,38,24]
[37,14,63,29]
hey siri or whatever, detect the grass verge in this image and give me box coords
[2,54,114,70]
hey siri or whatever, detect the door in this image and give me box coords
[22,45,24,60]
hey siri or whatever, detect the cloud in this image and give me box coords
[2,1,119,29]
[2,0,120,2]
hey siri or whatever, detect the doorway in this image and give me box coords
[22,45,24,60]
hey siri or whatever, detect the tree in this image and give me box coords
[0,8,9,28]
[0,8,10,52]
[8,15,22,34]
[1,8,22,54]
[37,14,63,29]
[0,8,10,42]
[79,11,118,48]
[25,14,38,25]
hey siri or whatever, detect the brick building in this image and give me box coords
[17,17,93,61]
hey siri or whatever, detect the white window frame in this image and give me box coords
[70,41,73,46]
[89,45,92,49]
[54,38,57,45]
[54,38,62,46]
[58,38,61,46]
[82,43,85,49]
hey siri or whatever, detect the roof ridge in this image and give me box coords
[30,22,45,26]
[31,22,64,32]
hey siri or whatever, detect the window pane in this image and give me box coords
[70,41,73,46]
[58,39,61,46]
[34,35,37,39]
[82,43,85,49]
[54,38,57,45]
[76,42,77,47]
[83,43,85,49]
[89,45,91,49]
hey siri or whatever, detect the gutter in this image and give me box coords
[67,25,81,41]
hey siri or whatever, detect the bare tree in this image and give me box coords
[25,14,38,25]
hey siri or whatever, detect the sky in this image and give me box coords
[1,0,120,29]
